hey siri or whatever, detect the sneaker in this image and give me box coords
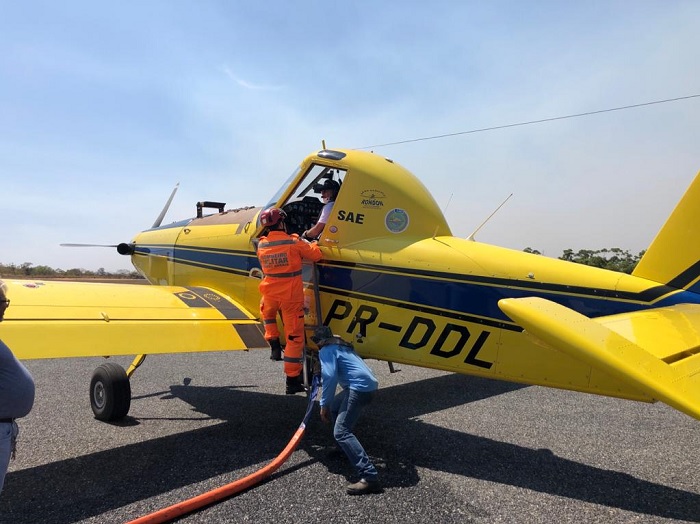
[346,479,382,496]
[285,375,306,395]
[269,339,283,361]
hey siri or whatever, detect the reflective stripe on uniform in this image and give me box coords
[262,239,296,247]
[263,269,303,279]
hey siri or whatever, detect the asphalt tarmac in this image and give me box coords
[1,350,698,524]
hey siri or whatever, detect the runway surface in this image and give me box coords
[1,349,699,524]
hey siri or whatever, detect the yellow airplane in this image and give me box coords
[3,148,700,423]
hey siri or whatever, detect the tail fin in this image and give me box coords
[633,170,700,291]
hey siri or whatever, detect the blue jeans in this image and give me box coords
[331,388,378,481]
[0,420,18,494]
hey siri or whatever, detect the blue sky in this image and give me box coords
[1,1,698,272]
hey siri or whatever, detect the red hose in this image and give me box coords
[127,376,319,524]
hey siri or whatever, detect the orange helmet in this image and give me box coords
[260,207,287,228]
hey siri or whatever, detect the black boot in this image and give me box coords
[269,338,283,361]
[285,374,306,395]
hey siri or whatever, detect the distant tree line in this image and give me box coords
[523,247,645,274]
[0,262,141,279]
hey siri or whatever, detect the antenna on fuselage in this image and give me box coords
[466,193,513,242]
[433,193,455,239]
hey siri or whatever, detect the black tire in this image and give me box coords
[90,363,131,421]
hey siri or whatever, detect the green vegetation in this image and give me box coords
[524,247,645,274]
[0,262,141,279]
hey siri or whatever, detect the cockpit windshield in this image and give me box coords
[260,163,347,236]
[264,165,301,211]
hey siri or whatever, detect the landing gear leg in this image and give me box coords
[126,354,147,378]
[302,346,321,397]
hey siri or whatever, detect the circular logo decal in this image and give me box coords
[385,208,409,233]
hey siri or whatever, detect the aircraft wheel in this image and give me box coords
[90,363,131,421]
[304,352,321,395]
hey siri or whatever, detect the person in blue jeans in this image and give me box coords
[313,325,381,495]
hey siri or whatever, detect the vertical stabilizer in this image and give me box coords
[633,170,700,291]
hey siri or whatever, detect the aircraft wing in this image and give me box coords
[2,280,267,360]
[498,297,700,420]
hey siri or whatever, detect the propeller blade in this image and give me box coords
[60,243,119,247]
[60,243,135,255]
[152,183,180,228]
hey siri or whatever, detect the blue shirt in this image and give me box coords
[319,342,378,407]
[0,339,35,419]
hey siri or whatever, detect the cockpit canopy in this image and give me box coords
[258,149,451,247]
[262,164,347,237]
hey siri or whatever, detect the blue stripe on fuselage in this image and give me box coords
[132,245,700,323]
[315,264,686,324]
[134,244,258,276]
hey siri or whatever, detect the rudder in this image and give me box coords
[633,170,700,292]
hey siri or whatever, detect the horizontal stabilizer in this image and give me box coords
[498,297,700,420]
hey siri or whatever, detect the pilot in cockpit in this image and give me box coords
[302,178,340,240]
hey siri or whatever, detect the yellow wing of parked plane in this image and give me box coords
[2,279,267,360]
[498,297,700,420]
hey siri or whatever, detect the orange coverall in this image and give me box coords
[257,230,322,378]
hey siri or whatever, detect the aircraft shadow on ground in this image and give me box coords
[363,381,700,522]
[1,374,698,523]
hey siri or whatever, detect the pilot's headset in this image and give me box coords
[313,179,341,202]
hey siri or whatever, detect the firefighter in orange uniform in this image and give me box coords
[257,207,322,394]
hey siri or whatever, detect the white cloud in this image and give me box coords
[220,65,285,91]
